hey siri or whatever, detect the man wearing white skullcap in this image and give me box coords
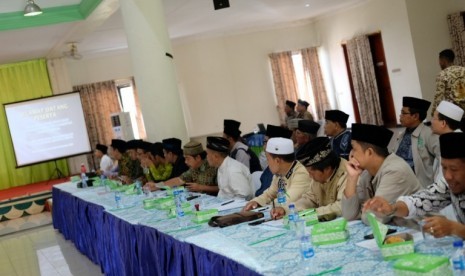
[431,100,464,135]
[243,137,311,211]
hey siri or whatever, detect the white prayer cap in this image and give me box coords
[266,137,294,155]
[437,101,464,122]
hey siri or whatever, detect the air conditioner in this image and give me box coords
[110,112,137,140]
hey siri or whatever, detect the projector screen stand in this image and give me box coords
[50,160,65,180]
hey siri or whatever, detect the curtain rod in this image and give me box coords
[341,30,381,45]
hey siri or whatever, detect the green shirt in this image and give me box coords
[147,163,173,182]
[180,159,218,186]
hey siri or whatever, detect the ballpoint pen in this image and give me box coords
[221,199,234,206]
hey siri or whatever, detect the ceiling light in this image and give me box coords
[24,0,43,17]
[305,4,310,8]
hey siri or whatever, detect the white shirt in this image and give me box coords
[100,154,114,174]
[217,156,253,200]
[231,141,250,169]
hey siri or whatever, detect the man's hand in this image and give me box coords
[363,197,393,215]
[423,216,457,238]
[186,183,202,192]
[346,155,363,178]
[143,182,158,192]
[243,200,260,211]
[271,207,286,220]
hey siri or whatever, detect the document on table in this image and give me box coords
[203,198,247,211]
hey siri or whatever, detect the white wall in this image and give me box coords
[314,0,422,125]
[172,24,319,137]
[66,51,134,86]
[405,0,465,104]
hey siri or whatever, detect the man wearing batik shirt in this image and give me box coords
[364,132,465,239]
[324,110,352,160]
[432,49,465,115]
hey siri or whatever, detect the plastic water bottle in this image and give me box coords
[300,235,315,260]
[277,188,286,206]
[100,175,108,191]
[288,203,299,231]
[81,172,88,188]
[135,180,143,195]
[114,191,122,209]
[451,240,465,275]
[174,189,188,228]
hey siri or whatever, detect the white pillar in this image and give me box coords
[119,0,188,142]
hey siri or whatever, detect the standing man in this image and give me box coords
[243,137,311,211]
[364,133,465,239]
[296,99,314,121]
[284,100,297,128]
[432,49,465,114]
[206,136,253,199]
[393,97,440,187]
[324,110,352,160]
[94,143,114,176]
[342,124,421,223]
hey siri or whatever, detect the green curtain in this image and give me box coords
[0,59,69,190]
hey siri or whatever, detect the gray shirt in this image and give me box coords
[342,153,421,223]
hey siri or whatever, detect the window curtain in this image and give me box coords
[301,48,330,120]
[447,12,465,66]
[0,59,69,189]
[346,35,384,125]
[269,52,299,125]
[73,81,121,169]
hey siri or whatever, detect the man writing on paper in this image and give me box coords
[364,132,465,239]
[270,137,347,219]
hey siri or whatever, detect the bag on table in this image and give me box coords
[208,211,264,228]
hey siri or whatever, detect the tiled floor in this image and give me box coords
[0,213,103,276]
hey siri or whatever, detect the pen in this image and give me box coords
[221,199,235,206]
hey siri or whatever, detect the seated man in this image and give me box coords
[284,100,297,128]
[143,142,172,190]
[296,99,314,121]
[255,124,293,197]
[162,138,189,178]
[393,97,440,187]
[271,137,347,218]
[223,119,261,173]
[342,123,421,223]
[94,143,114,176]
[123,140,144,183]
[206,136,253,199]
[243,137,311,211]
[136,140,152,181]
[295,120,320,155]
[106,139,127,179]
[324,110,352,160]
[155,141,218,195]
[364,132,465,238]
[431,100,463,135]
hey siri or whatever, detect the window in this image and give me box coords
[292,52,317,119]
[116,80,146,139]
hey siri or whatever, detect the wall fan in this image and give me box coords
[63,43,83,60]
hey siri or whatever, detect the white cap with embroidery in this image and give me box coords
[266,137,294,155]
[437,100,464,122]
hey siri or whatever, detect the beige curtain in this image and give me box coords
[269,51,299,125]
[73,81,121,167]
[301,48,330,120]
[447,12,465,66]
[346,35,384,125]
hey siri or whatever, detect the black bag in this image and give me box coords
[231,148,262,173]
[208,211,264,228]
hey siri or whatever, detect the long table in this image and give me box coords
[53,182,457,275]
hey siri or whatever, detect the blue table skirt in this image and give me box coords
[53,187,260,276]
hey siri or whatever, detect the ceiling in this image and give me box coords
[0,0,366,64]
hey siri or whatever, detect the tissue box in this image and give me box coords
[152,197,175,210]
[192,209,219,224]
[311,218,348,245]
[283,208,319,228]
[367,213,414,260]
[167,203,193,218]
[393,253,451,275]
